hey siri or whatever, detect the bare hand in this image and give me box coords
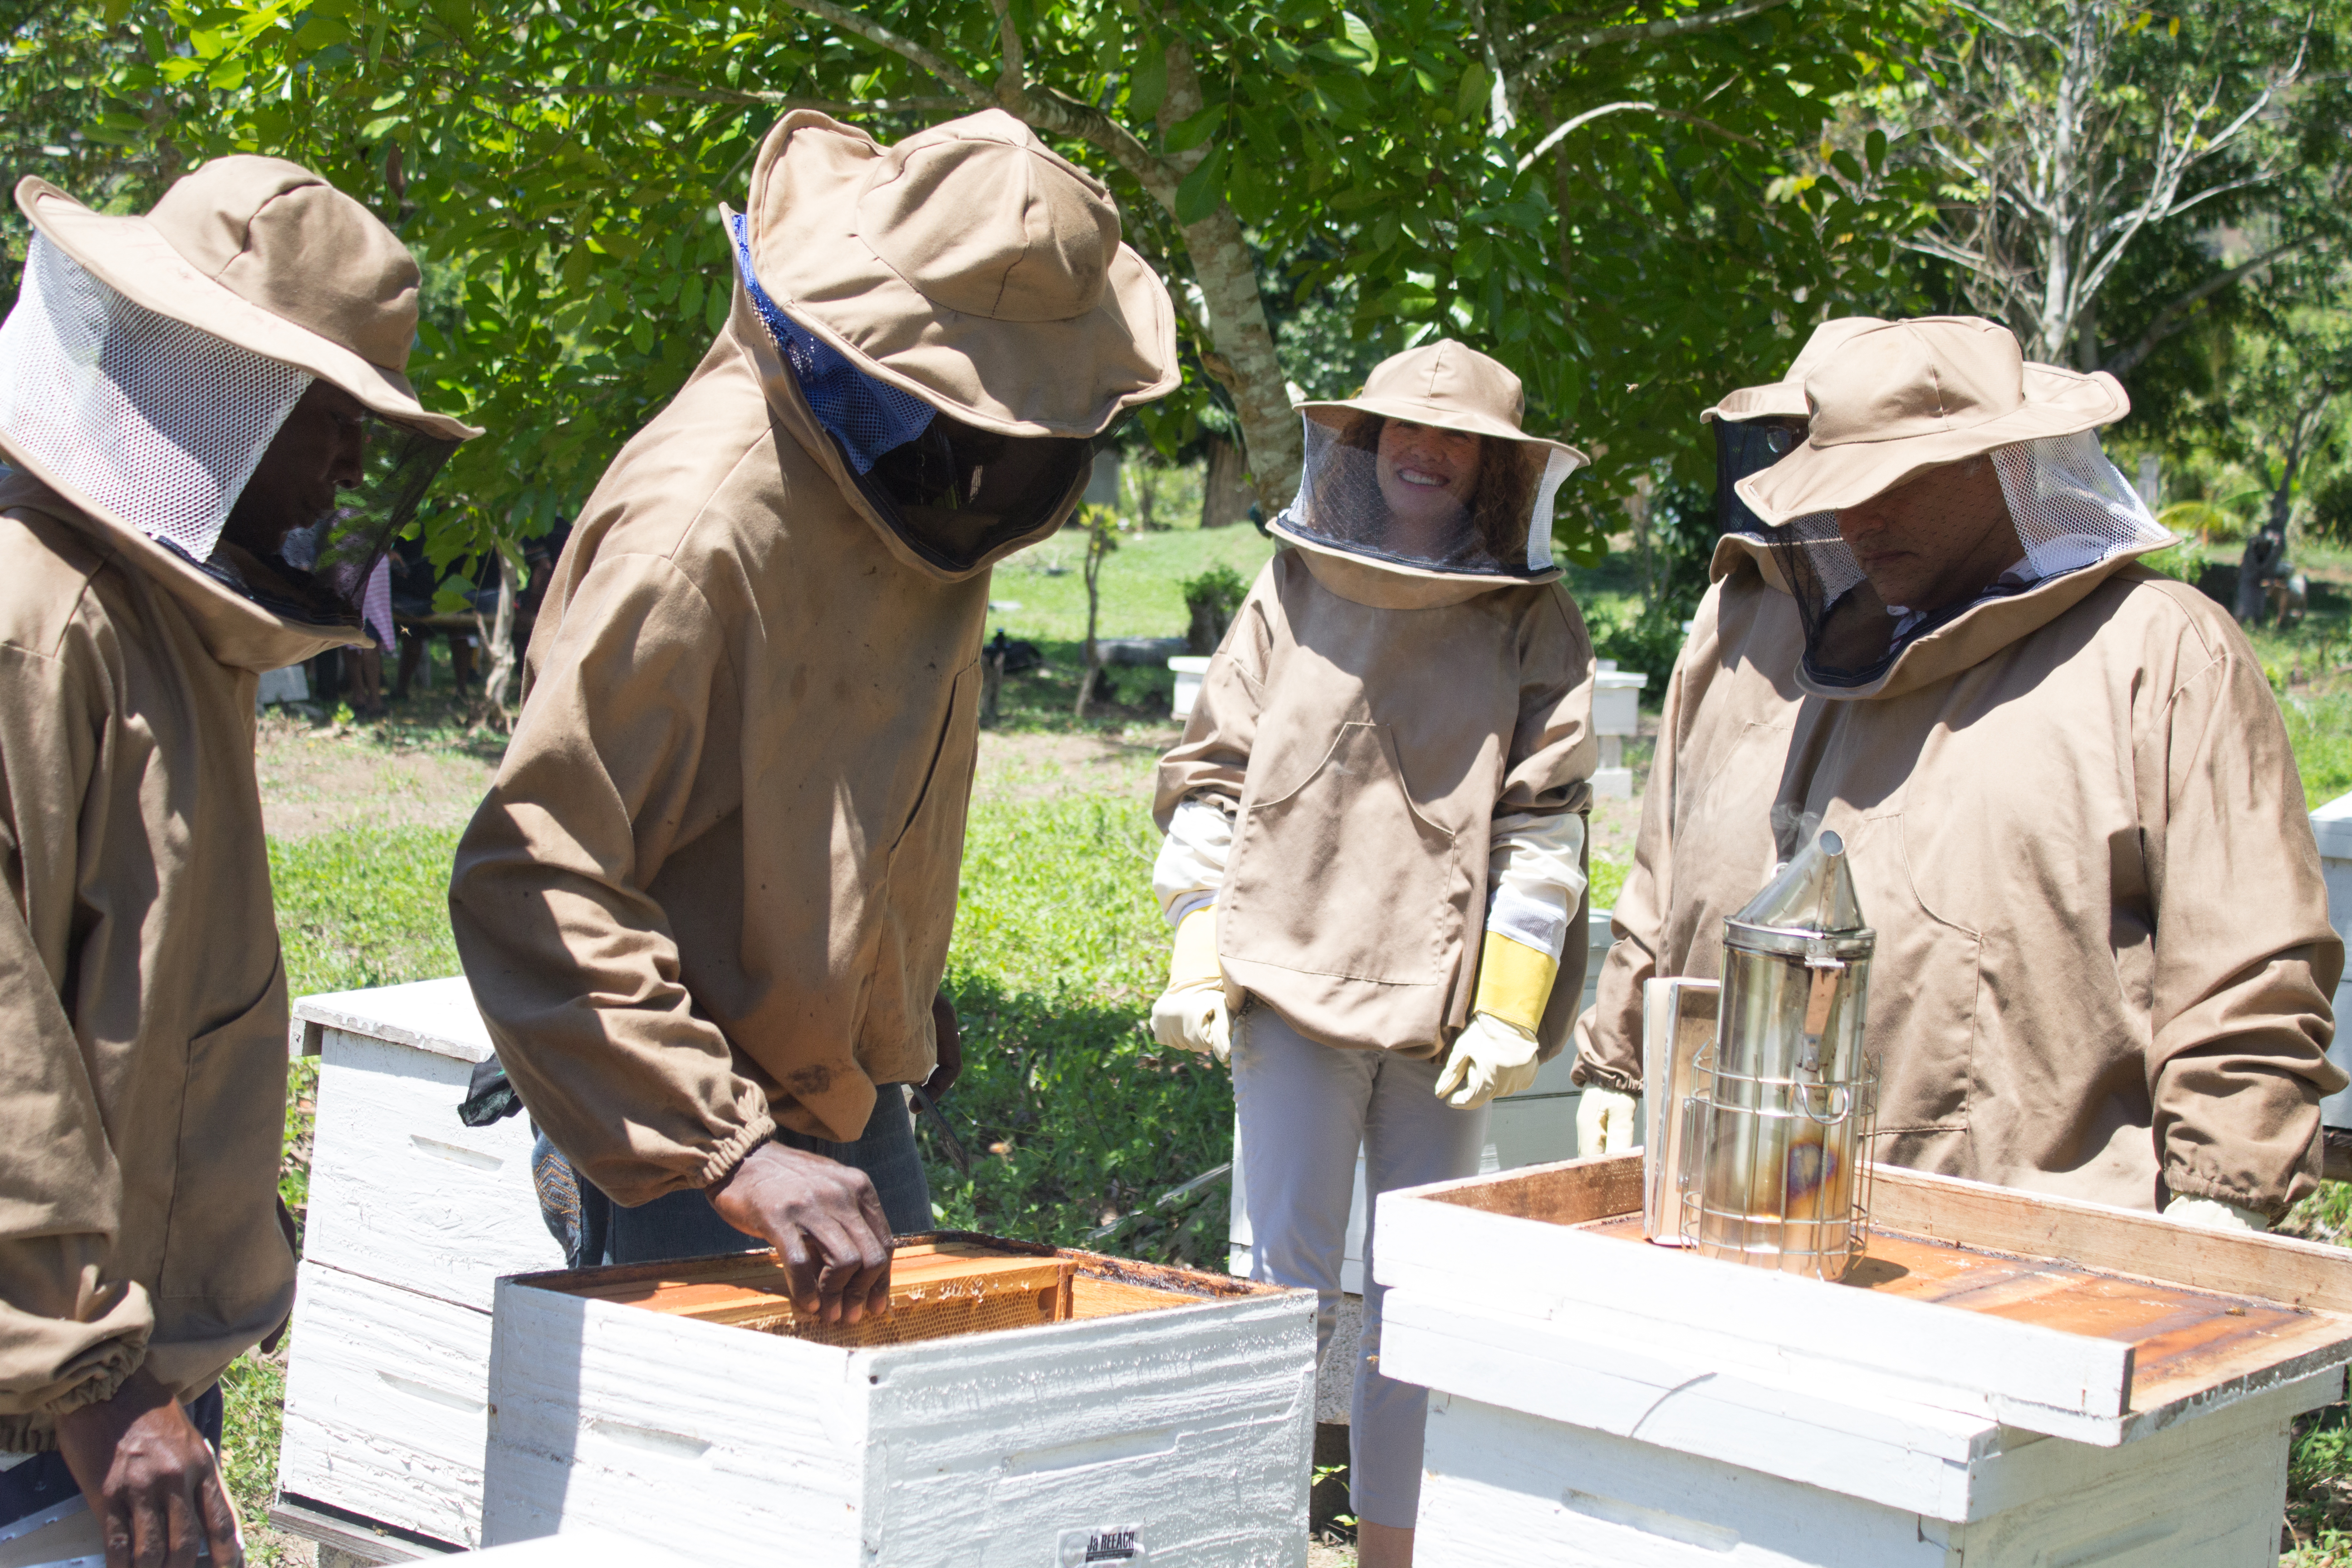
[923,992,963,1102]
[707,1142,893,1325]
[53,1366,241,1568]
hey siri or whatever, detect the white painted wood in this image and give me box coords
[1385,1287,2343,1525]
[1374,1191,2138,1442]
[294,976,495,1062]
[482,1274,1318,1567]
[305,1029,562,1312]
[279,1262,497,1549]
[1379,1287,2003,1520]
[436,1530,691,1565]
[1414,1381,2310,1568]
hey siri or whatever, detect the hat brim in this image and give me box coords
[743,113,1178,439]
[1736,364,2127,526]
[1267,513,1565,588]
[1701,381,1808,424]
[14,178,480,443]
[1297,398,1587,469]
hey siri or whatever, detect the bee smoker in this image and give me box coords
[1681,829,1879,1279]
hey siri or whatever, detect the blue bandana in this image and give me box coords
[727,211,935,473]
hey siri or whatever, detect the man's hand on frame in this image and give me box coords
[707,1142,894,1324]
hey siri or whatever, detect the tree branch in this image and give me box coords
[524,82,960,112]
[984,0,1024,100]
[1517,98,1761,170]
[2100,236,2316,377]
[1526,0,1791,74]
[777,0,989,104]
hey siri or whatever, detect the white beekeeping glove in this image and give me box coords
[1150,905,1231,1064]
[2165,1195,2270,1232]
[1576,1086,1642,1155]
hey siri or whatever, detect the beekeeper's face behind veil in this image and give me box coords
[724,109,1177,578]
[1735,316,2171,690]
[0,157,480,647]
[1272,340,1584,590]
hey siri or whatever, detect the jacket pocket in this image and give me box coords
[157,956,296,1308]
[1226,722,1456,985]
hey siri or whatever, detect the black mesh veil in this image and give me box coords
[844,412,1096,576]
[1715,417,1807,535]
[1275,412,1575,579]
[202,417,460,632]
[1755,431,2170,688]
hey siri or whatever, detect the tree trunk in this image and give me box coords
[472,550,521,732]
[1200,437,1254,528]
[1075,526,1107,719]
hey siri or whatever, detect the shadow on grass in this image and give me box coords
[986,638,1184,736]
[924,971,1234,1268]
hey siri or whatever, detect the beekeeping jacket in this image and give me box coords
[449,109,1176,1207]
[1154,342,1600,1056]
[0,158,475,1445]
[1575,327,2343,1217]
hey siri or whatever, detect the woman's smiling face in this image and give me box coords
[1375,419,1482,541]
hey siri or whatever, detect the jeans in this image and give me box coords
[533,1087,934,1269]
[1231,1004,1490,1531]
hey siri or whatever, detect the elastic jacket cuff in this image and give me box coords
[1570,1058,1642,1095]
[696,1110,782,1193]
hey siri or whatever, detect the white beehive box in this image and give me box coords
[1378,1154,2352,1568]
[480,1241,1318,1566]
[1590,664,1649,799]
[2310,789,2352,1127]
[276,978,565,1558]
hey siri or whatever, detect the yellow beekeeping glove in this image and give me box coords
[1433,931,1561,1109]
[1150,906,1232,1063]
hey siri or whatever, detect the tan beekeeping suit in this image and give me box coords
[1158,548,1599,1054]
[449,109,1176,1207]
[1576,323,2343,1218]
[0,156,475,1444]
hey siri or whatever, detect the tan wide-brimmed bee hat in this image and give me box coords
[1297,338,1585,465]
[12,157,479,441]
[735,108,1177,438]
[1737,315,2127,525]
[1701,316,1888,424]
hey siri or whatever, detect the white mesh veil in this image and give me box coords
[1756,431,2170,687]
[1275,411,1573,580]
[0,232,312,561]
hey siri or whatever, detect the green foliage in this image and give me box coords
[1180,562,1250,620]
[2312,470,2352,547]
[935,779,1233,1261]
[2281,693,2352,808]
[269,824,465,996]
[990,521,1274,644]
[0,0,1940,571]
[218,1349,294,1562]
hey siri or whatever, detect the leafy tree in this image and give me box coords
[4,0,1936,572]
[1843,0,2344,376]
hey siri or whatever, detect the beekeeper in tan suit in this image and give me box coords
[0,161,475,1567]
[450,110,1176,1323]
[1152,341,1596,1565]
[1575,315,2343,1231]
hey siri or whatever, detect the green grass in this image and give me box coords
[929,768,1232,1261]
[986,520,1275,645]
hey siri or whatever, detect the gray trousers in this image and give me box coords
[1231,1005,1489,1530]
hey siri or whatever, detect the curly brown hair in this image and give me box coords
[1333,411,1539,566]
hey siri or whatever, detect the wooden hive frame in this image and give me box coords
[514,1231,1262,1350]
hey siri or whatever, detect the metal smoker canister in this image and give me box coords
[1689,829,1878,1280]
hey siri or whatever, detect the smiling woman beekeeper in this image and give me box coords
[1151,340,1596,1564]
[0,159,475,1568]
